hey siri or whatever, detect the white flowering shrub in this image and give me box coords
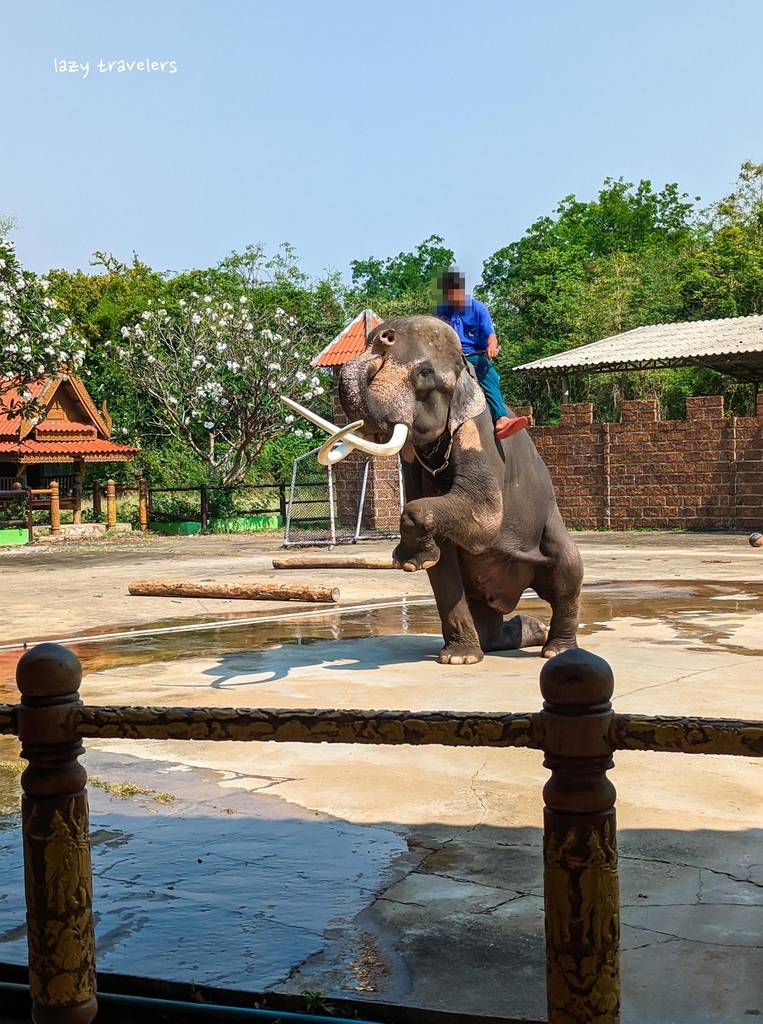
[116,293,325,484]
[0,238,86,415]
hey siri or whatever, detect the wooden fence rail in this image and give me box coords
[1,643,762,1024]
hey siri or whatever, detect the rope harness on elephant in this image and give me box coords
[414,431,454,477]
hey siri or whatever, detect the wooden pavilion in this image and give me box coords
[0,374,137,521]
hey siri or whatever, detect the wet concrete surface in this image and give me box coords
[0,746,411,993]
[3,537,763,1021]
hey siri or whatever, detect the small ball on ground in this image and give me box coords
[749,532,763,547]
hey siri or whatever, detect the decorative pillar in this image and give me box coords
[138,479,148,532]
[539,648,620,1024]
[49,481,61,536]
[105,480,116,530]
[16,643,97,1024]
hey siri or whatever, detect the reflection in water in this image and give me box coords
[3,582,763,697]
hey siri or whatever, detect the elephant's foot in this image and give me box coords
[438,641,484,665]
[392,538,441,572]
[485,614,549,652]
[542,636,578,659]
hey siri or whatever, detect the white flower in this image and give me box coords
[204,421,215,429]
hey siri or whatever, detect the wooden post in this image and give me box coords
[49,481,61,536]
[16,643,97,1024]
[72,461,84,526]
[92,481,101,522]
[138,479,148,532]
[26,487,34,544]
[539,648,620,1024]
[106,479,116,530]
[200,485,208,532]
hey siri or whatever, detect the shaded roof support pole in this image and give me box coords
[561,374,571,405]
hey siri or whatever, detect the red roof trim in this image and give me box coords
[312,309,381,368]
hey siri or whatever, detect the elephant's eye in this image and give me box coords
[414,362,436,390]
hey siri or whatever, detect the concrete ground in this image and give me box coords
[2,531,763,1022]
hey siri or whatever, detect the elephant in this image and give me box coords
[283,314,583,665]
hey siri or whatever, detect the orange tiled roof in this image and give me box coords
[0,375,111,440]
[312,309,381,368]
[0,378,56,436]
[0,438,138,464]
[35,420,97,438]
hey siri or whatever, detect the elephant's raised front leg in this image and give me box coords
[392,503,441,572]
[393,448,503,573]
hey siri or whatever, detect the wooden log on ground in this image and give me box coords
[128,579,340,602]
[272,556,394,570]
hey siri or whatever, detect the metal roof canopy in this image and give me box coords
[513,315,763,383]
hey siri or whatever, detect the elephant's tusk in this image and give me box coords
[316,420,365,467]
[280,395,345,436]
[281,396,409,463]
[318,422,409,466]
[344,422,409,459]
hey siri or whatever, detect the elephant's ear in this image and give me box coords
[448,361,487,434]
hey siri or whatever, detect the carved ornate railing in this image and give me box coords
[1,642,762,1024]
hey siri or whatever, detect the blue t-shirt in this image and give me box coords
[436,297,495,355]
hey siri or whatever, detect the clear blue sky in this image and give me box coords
[3,0,763,288]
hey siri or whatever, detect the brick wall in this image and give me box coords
[530,396,762,530]
[332,380,762,532]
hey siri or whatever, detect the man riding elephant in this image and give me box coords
[435,267,528,441]
[282,314,583,665]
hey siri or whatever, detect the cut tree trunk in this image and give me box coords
[128,579,340,602]
[272,556,394,570]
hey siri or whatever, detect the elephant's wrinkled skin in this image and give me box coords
[338,314,583,664]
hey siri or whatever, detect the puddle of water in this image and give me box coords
[3,582,763,699]
[0,751,408,990]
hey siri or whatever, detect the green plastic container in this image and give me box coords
[149,521,202,536]
[0,528,29,546]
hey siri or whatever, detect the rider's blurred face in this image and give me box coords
[444,286,466,311]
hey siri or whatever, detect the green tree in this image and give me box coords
[0,238,87,416]
[116,292,324,485]
[0,214,18,237]
[348,234,455,315]
[478,177,699,420]
[679,160,763,319]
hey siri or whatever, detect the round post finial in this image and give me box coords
[16,642,82,700]
[540,647,614,708]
